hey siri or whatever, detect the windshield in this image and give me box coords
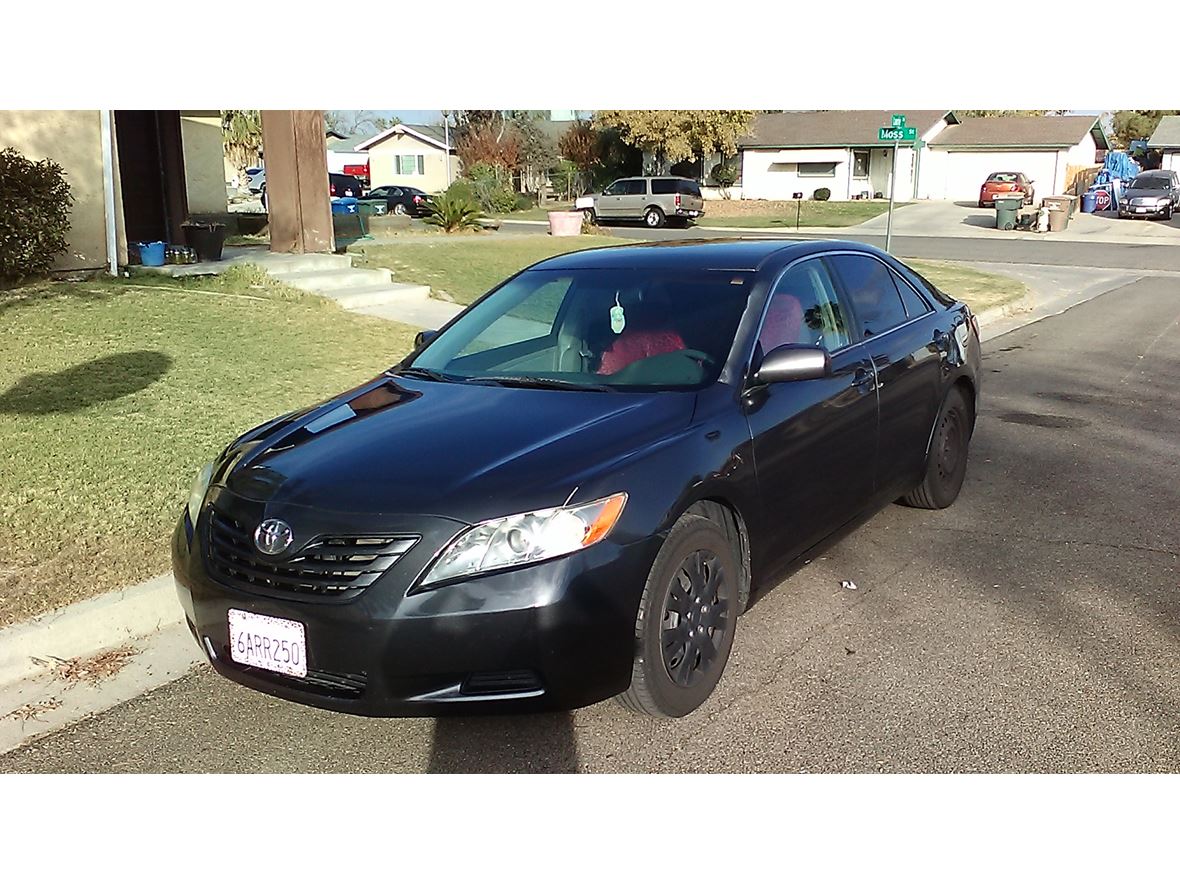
[1131,175,1168,190]
[405,267,754,390]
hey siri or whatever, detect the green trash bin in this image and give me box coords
[995,195,1022,230]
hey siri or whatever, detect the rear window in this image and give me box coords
[651,179,701,196]
[987,173,1019,182]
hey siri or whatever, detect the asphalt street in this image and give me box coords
[499,220,1180,273]
[3,276,1179,773]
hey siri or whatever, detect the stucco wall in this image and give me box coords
[367,133,456,193]
[180,111,228,214]
[742,145,916,201]
[926,149,1063,201]
[0,109,112,271]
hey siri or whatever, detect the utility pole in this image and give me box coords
[442,110,452,185]
[886,140,898,254]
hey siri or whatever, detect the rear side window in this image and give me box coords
[890,270,932,318]
[651,179,676,194]
[828,254,910,338]
[624,180,648,196]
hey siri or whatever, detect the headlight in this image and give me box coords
[186,461,214,528]
[422,492,628,586]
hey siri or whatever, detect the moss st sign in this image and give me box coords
[879,113,918,253]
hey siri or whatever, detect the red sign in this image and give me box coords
[1092,188,1112,211]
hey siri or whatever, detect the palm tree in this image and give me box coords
[222,110,263,186]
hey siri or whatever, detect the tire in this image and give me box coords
[643,206,666,228]
[393,202,407,216]
[582,208,596,224]
[903,386,972,510]
[617,514,740,718]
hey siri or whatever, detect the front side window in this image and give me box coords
[396,155,425,175]
[410,268,753,390]
[602,180,624,196]
[757,258,851,357]
[828,254,910,338]
[798,162,837,177]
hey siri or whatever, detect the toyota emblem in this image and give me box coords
[254,518,294,555]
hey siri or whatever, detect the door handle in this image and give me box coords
[852,366,876,393]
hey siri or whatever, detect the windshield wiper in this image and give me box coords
[477,375,613,392]
[390,366,454,383]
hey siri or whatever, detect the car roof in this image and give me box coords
[527,238,878,273]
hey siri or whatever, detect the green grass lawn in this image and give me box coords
[907,259,1028,313]
[350,234,623,305]
[699,202,899,228]
[0,267,419,627]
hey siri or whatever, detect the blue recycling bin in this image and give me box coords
[331,197,359,215]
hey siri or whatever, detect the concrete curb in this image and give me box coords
[0,573,182,688]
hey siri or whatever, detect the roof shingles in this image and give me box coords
[739,110,950,148]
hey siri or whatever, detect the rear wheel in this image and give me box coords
[618,515,740,718]
[393,202,408,216]
[643,206,666,228]
[903,387,972,509]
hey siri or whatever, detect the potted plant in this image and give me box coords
[182,220,227,262]
[547,209,583,237]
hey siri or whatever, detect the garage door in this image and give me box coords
[938,150,1060,201]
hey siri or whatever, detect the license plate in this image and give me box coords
[228,609,307,678]
[1134,208,1148,213]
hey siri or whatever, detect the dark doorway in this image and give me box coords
[115,110,188,245]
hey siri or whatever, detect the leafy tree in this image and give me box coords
[455,121,521,173]
[1109,110,1180,149]
[594,110,754,173]
[221,110,263,184]
[956,110,1053,118]
[0,147,73,281]
[325,110,401,137]
[507,111,558,187]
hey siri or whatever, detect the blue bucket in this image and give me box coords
[1081,192,1097,213]
[138,241,166,266]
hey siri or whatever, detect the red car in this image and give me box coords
[979,172,1035,208]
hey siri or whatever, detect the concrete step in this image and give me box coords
[271,267,392,292]
[329,282,432,310]
[245,252,353,273]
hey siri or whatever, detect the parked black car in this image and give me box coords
[260,173,366,210]
[365,185,431,217]
[1118,170,1179,220]
[173,239,981,718]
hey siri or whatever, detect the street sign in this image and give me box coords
[891,114,906,128]
[879,127,917,141]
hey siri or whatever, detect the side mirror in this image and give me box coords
[754,344,830,384]
[414,330,438,349]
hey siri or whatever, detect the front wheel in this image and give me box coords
[643,206,666,228]
[617,514,740,718]
[902,386,972,509]
[582,207,596,224]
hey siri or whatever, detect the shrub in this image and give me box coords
[464,162,518,214]
[444,178,476,203]
[0,147,73,282]
[710,161,738,189]
[813,187,831,201]
[513,192,536,212]
[423,191,483,233]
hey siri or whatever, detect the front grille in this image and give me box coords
[206,510,417,597]
[460,670,543,696]
[234,662,368,698]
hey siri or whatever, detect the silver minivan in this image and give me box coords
[576,176,706,228]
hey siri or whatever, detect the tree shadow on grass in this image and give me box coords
[0,351,172,415]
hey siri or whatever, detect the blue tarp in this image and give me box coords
[1095,151,1140,184]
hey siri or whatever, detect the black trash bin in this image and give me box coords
[182,222,227,262]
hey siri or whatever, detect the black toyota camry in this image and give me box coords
[173,239,981,718]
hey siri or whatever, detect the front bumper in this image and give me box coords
[1120,204,1169,218]
[172,496,659,717]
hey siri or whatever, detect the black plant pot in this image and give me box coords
[183,223,226,262]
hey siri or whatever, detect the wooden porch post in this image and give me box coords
[261,110,334,254]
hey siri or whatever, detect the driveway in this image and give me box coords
[3,275,1179,773]
[848,200,1180,245]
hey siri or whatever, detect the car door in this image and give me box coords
[621,179,649,219]
[828,252,945,496]
[743,257,878,567]
[596,180,625,218]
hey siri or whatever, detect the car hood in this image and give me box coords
[1124,188,1168,199]
[217,375,696,524]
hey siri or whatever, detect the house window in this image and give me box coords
[396,155,425,175]
[798,162,837,177]
[853,150,869,178]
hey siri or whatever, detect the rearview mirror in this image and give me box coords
[755,344,830,384]
[415,330,438,348]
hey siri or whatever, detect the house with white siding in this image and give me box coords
[736,111,1106,203]
[1147,116,1180,172]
